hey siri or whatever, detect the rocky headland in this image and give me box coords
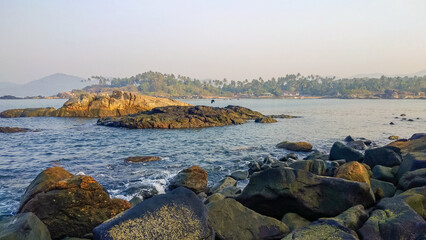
[1,134,425,240]
[0,91,191,118]
[97,105,265,129]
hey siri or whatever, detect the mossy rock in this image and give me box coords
[335,161,370,185]
[0,212,51,240]
[93,187,212,240]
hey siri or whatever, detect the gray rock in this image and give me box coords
[304,150,328,160]
[230,170,249,180]
[287,153,299,160]
[370,179,396,198]
[207,198,289,240]
[395,186,426,218]
[410,133,426,140]
[263,156,276,164]
[271,161,289,169]
[281,213,310,231]
[204,193,225,205]
[359,196,426,240]
[344,135,355,142]
[236,168,376,220]
[364,147,402,168]
[330,142,364,162]
[210,177,237,194]
[0,212,51,240]
[218,186,242,197]
[347,140,367,150]
[248,161,262,173]
[372,165,396,184]
[398,168,426,191]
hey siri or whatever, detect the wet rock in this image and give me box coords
[359,196,426,240]
[93,187,212,240]
[98,105,264,129]
[410,133,426,140]
[287,152,299,160]
[263,155,276,164]
[271,161,289,169]
[236,168,375,220]
[124,156,161,163]
[276,141,313,152]
[0,127,31,133]
[344,135,355,142]
[209,177,237,194]
[248,161,262,173]
[207,198,289,240]
[398,168,426,190]
[0,212,51,240]
[330,142,364,162]
[362,163,373,178]
[281,213,310,231]
[396,136,426,180]
[372,165,396,184]
[370,179,396,198]
[389,122,395,125]
[289,159,326,175]
[347,140,367,150]
[267,114,300,119]
[230,170,249,180]
[254,117,277,123]
[364,147,402,168]
[335,161,370,185]
[169,165,208,193]
[388,135,399,140]
[18,167,130,239]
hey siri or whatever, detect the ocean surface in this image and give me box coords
[0,98,425,217]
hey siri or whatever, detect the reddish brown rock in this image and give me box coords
[19,167,130,239]
[335,161,371,185]
[169,166,208,193]
[276,141,313,152]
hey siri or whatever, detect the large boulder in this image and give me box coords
[395,136,426,180]
[347,140,367,150]
[0,91,191,118]
[283,205,368,240]
[276,141,313,152]
[335,161,370,185]
[363,147,402,168]
[395,186,426,218]
[236,168,375,220]
[358,196,426,240]
[98,105,264,129]
[169,165,208,193]
[289,160,326,175]
[209,177,237,194]
[0,212,51,240]
[206,198,289,240]
[398,168,426,190]
[18,167,130,239]
[329,142,363,163]
[93,187,212,240]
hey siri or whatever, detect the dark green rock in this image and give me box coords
[281,213,310,231]
[370,179,396,198]
[372,165,396,184]
[230,170,249,180]
[330,142,364,162]
[209,177,237,194]
[0,212,51,240]
[207,198,289,240]
[395,186,426,218]
[236,168,375,220]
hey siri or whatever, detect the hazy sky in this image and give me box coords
[1,0,426,83]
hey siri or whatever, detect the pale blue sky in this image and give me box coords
[1,0,426,83]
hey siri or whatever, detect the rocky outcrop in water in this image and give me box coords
[0,90,191,118]
[97,105,264,129]
[18,167,130,239]
[0,127,32,133]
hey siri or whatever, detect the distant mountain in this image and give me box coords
[350,69,426,79]
[0,73,89,97]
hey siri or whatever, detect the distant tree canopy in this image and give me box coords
[90,71,426,98]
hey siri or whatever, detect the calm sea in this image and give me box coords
[0,98,425,217]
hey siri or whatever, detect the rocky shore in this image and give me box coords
[1,134,425,240]
[97,105,265,129]
[0,91,191,118]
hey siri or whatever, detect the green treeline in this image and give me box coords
[90,72,426,98]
